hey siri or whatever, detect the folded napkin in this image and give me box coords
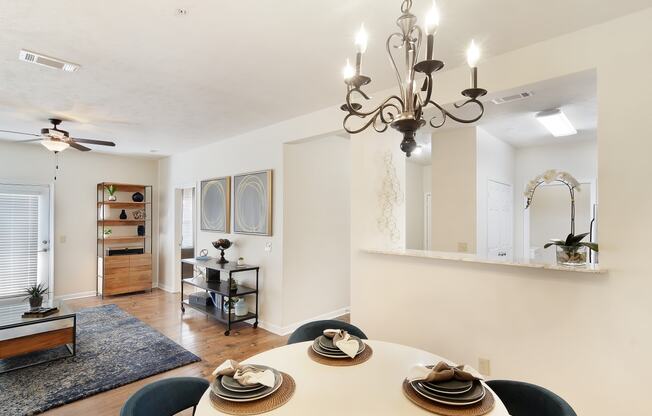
[323,329,360,359]
[407,361,482,384]
[212,359,276,387]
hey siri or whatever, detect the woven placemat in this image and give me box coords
[307,343,373,366]
[402,380,495,416]
[209,372,296,415]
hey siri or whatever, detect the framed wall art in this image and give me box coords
[233,170,272,236]
[200,176,231,232]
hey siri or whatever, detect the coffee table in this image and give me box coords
[0,299,76,373]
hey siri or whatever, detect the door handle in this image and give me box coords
[38,249,48,253]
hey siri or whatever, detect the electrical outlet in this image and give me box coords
[265,242,272,252]
[457,242,468,252]
[478,358,491,376]
[59,235,66,244]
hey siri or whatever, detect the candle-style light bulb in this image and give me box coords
[355,24,368,54]
[424,1,440,60]
[466,39,481,68]
[424,0,440,35]
[354,24,368,75]
[342,59,355,80]
[466,39,481,88]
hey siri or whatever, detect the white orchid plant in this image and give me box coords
[524,169,597,252]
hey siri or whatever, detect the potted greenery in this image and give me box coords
[103,228,112,238]
[223,296,240,313]
[545,233,599,266]
[25,283,48,309]
[105,184,118,201]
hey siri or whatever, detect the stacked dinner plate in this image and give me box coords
[212,365,283,402]
[408,377,487,407]
[311,334,365,358]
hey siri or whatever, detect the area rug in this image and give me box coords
[0,304,201,416]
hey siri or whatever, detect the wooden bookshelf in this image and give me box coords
[97,182,153,297]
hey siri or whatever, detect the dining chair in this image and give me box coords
[486,380,577,416]
[287,319,368,344]
[120,377,210,416]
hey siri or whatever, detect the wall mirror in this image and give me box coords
[405,70,598,265]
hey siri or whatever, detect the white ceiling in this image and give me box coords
[0,0,646,157]
[410,70,597,165]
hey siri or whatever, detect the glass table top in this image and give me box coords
[0,298,73,329]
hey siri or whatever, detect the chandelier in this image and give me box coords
[341,0,487,157]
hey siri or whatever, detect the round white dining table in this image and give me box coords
[195,340,509,416]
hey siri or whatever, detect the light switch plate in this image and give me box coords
[59,235,66,244]
[478,358,491,376]
[265,242,272,252]
[457,242,468,252]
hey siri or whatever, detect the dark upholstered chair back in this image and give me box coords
[120,377,210,416]
[486,380,577,416]
[287,319,368,344]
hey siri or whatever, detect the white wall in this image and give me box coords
[351,8,652,416]
[476,128,515,258]
[405,160,425,250]
[514,140,597,260]
[283,135,350,326]
[0,141,159,298]
[430,127,477,253]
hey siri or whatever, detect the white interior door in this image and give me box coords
[0,183,51,301]
[487,180,513,260]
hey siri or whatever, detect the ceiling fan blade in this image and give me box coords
[0,129,40,137]
[68,141,91,152]
[71,138,116,147]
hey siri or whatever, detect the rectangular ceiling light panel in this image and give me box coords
[535,109,577,137]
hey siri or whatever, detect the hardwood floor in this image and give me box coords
[41,289,345,416]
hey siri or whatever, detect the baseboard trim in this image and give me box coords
[259,306,351,336]
[156,283,177,293]
[54,291,97,301]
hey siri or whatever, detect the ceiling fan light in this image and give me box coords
[41,139,70,152]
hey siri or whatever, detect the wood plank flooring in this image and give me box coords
[40,289,345,416]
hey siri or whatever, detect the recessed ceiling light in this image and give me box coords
[176,8,189,15]
[149,149,159,153]
[535,109,577,137]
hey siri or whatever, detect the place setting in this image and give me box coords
[209,359,295,415]
[307,328,373,366]
[402,362,495,416]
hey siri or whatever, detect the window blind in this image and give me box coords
[181,188,194,249]
[0,192,39,299]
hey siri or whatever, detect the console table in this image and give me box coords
[180,258,259,336]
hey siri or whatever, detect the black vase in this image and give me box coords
[120,209,127,220]
[132,192,144,202]
[137,225,146,236]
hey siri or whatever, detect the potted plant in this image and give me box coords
[25,283,48,309]
[237,257,245,266]
[544,233,599,266]
[105,184,117,201]
[103,228,112,238]
[223,296,240,313]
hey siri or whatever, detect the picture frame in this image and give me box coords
[233,170,273,236]
[200,176,231,233]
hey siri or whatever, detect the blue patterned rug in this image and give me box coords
[0,304,201,416]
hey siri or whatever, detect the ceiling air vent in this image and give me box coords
[18,49,80,72]
[491,91,534,105]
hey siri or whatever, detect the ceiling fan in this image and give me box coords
[0,118,116,152]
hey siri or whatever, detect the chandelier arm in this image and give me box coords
[427,99,486,126]
[343,112,387,135]
[346,88,405,119]
[386,32,406,101]
[401,0,413,13]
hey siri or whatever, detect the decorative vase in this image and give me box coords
[212,239,232,264]
[108,195,117,202]
[132,192,144,202]
[137,225,146,236]
[29,296,43,309]
[119,209,128,220]
[230,279,238,292]
[556,245,588,266]
[235,298,248,317]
